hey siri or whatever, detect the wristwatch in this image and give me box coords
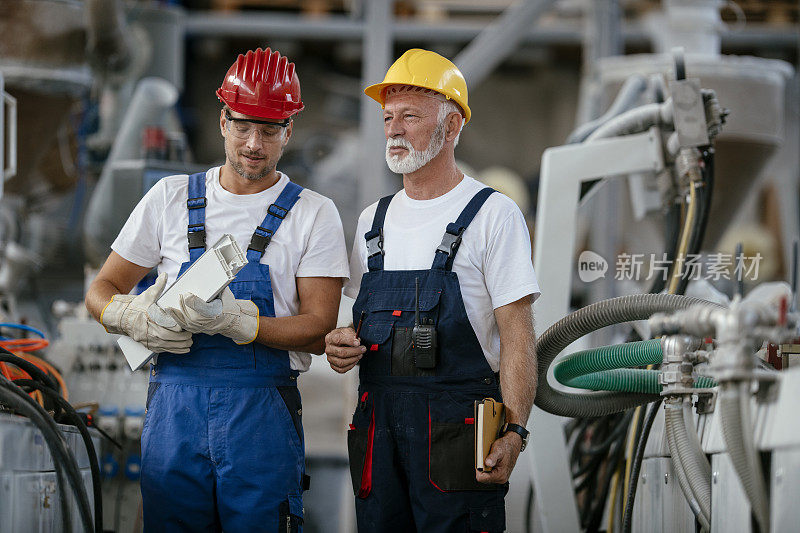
[502,423,530,452]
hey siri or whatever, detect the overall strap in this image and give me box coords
[365,194,394,272]
[186,172,208,263]
[431,187,496,271]
[246,181,304,262]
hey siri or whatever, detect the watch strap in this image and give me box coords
[503,422,530,451]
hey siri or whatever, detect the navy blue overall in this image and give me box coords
[140,172,307,532]
[348,187,508,533]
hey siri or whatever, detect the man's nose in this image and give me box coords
[245,131,263,150]
[385,117,404,138]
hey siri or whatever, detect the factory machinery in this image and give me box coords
[1,0,799,532]
[526,2,800,530]
[0,0,187,530]
[535,283,800,533]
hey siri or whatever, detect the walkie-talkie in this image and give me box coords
[412,277,437,369]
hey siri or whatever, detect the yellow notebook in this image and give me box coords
[475,398,505,472]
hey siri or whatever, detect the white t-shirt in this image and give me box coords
[343,175,540,372]
[112,167,350,371]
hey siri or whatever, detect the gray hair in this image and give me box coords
[437,99,463,147]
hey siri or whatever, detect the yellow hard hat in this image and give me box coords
[364,48,471,124]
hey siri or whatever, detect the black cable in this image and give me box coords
[650,201,682,294]
[694,148,714,254]
[0,377,94,532]
[622,399,663,533]
[0,383,72,532]
[584,411,633,456]
[574,450,607,486]
[16,379,103,533]
[586,434,628,532]
[0,349,59,392]
[0,350,61,413]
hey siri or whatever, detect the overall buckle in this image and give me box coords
[187,224,206,249]
[365,228,384,259]
[248,226,274,253]
[435,226,464,258]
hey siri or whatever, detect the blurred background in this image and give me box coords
[0,1,798,531]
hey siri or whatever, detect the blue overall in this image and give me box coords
[348,188,508,533]
[140,172,307,532]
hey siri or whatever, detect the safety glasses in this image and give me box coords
[224,110,288,141]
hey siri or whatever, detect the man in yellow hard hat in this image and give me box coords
[325,49,540,532]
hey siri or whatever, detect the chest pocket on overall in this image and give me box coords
[364,286,442,376]
[229,262,274,317]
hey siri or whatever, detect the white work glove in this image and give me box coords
[100,273,194,354]
[167,287,260,345]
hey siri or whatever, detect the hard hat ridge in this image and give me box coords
[217,47,304,121]
[364,48,471,124]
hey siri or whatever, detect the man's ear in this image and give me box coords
[446,113,463,142]
[219,108,227,138]
[283,120,294,146]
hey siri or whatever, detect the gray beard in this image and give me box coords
[385,117,446,174]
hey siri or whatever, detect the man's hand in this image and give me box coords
[167,287,259,345]
[100,272,193,354]
[325,327,366,373]
[476,432,523,485]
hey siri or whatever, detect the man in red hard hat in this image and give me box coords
[86,48,349,531]
[324,49,539,532]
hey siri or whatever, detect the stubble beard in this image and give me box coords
[225,142,276,182]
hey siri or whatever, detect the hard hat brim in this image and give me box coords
[363,82,390,107]
[363,82,471,124]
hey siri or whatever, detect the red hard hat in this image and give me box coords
[216,48,304,121]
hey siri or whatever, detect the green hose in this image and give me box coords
[554,340,717,394]
[554,339,662,382]
[561,369,716,394]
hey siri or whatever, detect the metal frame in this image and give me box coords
[529,127,665,532]
[183,14,798,51]
[1,73,18,192]
[358,0,393,210]
[533,128,665,332]
[453,0,557,89]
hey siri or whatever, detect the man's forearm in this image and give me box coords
[499,334,537,427]
[255,314,336,354]
[85,279,125,322]
[496,298,538,427]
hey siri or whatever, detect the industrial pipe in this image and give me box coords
[561,368,715,394]
[718,382,769,533]
[567,73,649,143]
[665,413,709,530]
[665,399,712,528]
[83,77,179,265]
[554,339,662,380]
[85,0,133,74]
[585,99,672,141]
[534,293,722,418]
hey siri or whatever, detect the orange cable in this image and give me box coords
[0,338,50,352]
[18,353,68,401]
